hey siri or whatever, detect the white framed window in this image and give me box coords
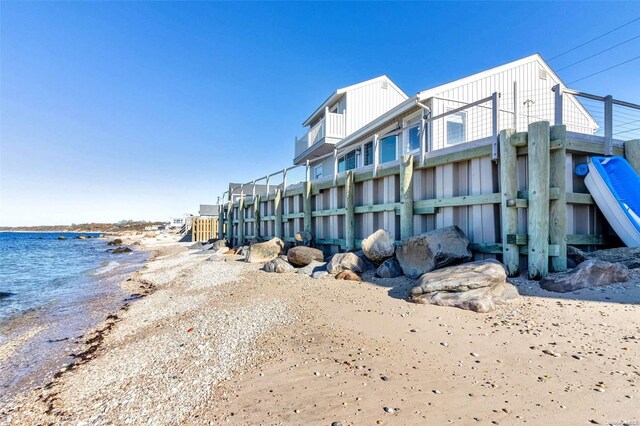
[314,164,323,179]
[446,111,466,146]
[403,113,421,154]
[337,149,357,173]
[363,141,374,166]
[380,135,397,163]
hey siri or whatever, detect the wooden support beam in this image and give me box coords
[566,234,620,245]
[399,155,414,240]
[549,125,567,272]
[414,193,502,209]
[218,209,224,240]
[345,171,356,251]
[506,234,528,245]
[510,132,528,147]
[237,198,245,246]
[625,139,640,174]
[354,203,400,214]
[500,129,519,276]
[225,202,233,244]
[254,195,261,240]
[283,212,305,220]
[311,209,346,217]
[274,189,282,239]
[527,121,550,280]
[303,181,312,235]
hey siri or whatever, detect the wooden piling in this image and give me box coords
[274,189,283,239]
[237,198,245,246]
[345,171,355,251]
[527,121,550,280]
[303,181,312,235]
[254,195,261,240]
[625,139,640,174]
[549,125,567,272]
[225,202,233,244]
[218,210,224,240]
[399,155,414,240]
[499,129,519,276]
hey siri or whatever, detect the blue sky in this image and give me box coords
[1,1,640,226]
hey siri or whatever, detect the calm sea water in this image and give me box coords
[0,232,147,400]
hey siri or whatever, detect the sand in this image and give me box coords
[1,233,638,425]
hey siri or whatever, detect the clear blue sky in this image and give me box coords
[2,1,639,226]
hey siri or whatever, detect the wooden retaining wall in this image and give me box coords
[222,123,632,278]
[191,217,218,242]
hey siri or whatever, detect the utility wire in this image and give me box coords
[550,16,640,60]
[557,34,640,71]
[568,55,640,84]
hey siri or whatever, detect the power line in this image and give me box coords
[568,55,640,84]
[550,16,640,60]
[557,34,640,71]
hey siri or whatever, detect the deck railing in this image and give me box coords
[294,111,346,158]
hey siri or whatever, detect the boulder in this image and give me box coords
[77,235,87,240]
[375,257,403,278]
[354,250,375,271]
[327,252,365,274]
[540,259,629,293]
[245,237,284,263]
[336,270,362,281]
[311,270,329,279]
[395,226,472,279]
[411,260,506,295]
[361,229,395,264]
[287,246,324,267]
[215,246,230,255]
[295,231,313,246]
[586,247,640,269]
[107,238,123,246]
[57,236,66,240]
[263,258,295,273]
[112,247,132,254]
[567,246,589,265]
[212,239,229,251]
[0,292,15,300]
[296,260,327,276]
[420,282,520,313]
[235,245,249,256]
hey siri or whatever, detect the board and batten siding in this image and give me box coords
[344,80,407,135]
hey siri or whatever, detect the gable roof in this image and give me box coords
[302,75,408,127]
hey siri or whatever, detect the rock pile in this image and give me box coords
[245,238,284,263]
[540,259,629,293]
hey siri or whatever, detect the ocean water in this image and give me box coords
[0,232,147,400]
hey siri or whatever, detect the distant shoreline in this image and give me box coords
[0,221,166,233]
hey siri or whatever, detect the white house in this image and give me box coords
[293,75,408,179]
[296,54,598,180]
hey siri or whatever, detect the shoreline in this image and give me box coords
[1,236,639,425]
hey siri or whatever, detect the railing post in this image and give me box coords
[549,125,567,272]
[491,92,500,160]
[553,84,563,126]
[282,168,288,197]
[345,171,355,251]
[527,121,550,280]
[420,115,427,165]
[225,201,233,245]
[254,195,261,241]
[604,95,613,156]
[303,177,312,237]
[333,148,338,184]
[218,203,225,240]
[513,81,518,130]
[399,154,414,240]
[274,188,282,239]
[266,175,270,196]
[305,160,310,182]
[237,197,245,246]
[499,128,519,277]
[373,133,379,177]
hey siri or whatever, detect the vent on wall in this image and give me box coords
[381,81,388,89]
[539,68,547,80]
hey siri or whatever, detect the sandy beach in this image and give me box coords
[1,233,639,425]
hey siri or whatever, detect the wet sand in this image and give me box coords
[2,234,638,425]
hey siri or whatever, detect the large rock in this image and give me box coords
[395,226,472,279]
[211,239,229,251]
[263,258,295,273]
[354,250,375,271]
[588,247,640,269]
[411,259,506,294]
[540,259,629,293]
[422,282,520,313]
[336,270,362,281]
[296,260,327,276]
[287,246,324,267]
[375,257,403,278]
[295,231,313,246]
[245,237,284,263]
[57,235,67,240]
[112,247,132,254]
[327,252,365,274]
[0,292,14,300]
[107,238,123,246]
[361,229,395,264]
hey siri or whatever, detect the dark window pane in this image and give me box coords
[380,136,397,163]
[364,142,373,165]
[409,127,420,151]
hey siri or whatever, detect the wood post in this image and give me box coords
[237,198,245,246]
[527,121,550,280]
[604,95,613,156]
[225,202,233,245]
[399,154,414,240]
[274,189,283,239]
[625,139,640,174]
[345,171,355,251]
[254,195,261,240]
[218,209,224,240]
[499,129,519,276]
[303,181,312,235]
[549,125,567,272]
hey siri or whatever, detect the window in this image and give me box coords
[314,164,323,179]
[380,135,397,163]
[446,112,466,145]
[404,115,421,153]
[364,141,374,166]
[337,150,357,173]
